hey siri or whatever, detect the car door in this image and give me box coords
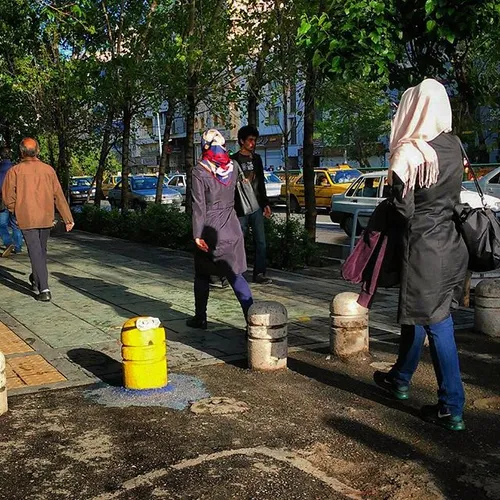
[484,171,500,198]
[314,172,333,208]
[293,175,305,205]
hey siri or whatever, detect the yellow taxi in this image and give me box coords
[282,166,362,212]
[102,174,122,197]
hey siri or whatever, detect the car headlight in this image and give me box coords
[73,191,81,195]
[144,195,155,202]
[492,201,500,211]
[91,188,96,194]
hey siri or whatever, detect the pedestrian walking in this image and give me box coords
[0,147,23,257]
[2,138,74,302]
[373,79,468,431]
[231,125,272,285]
[187,129,253,329]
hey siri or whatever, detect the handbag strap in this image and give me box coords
[458,138,486,207]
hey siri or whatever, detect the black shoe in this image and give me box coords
[373,371,410,400]
[421,404,465,431]
[209,276,229,289]
[29,274,40,295]
[186,316,207,330]
[36,291,52,302]
[253,274,272,285]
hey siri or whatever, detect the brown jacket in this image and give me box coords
[2,157,73,230]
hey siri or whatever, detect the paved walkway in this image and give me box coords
[0,232,474,394]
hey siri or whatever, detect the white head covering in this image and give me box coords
[389,78,452,196]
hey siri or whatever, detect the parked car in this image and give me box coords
[102,174,122,198]
[264,172,283,205]
[108,175,182,210]
[282,166,362,213]
[167,174,187,202]
[331,170,500,237]
[463,165,500,199]
[69,177,95,205]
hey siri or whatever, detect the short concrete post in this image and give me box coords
[330,292,369,358]
[247,302,288,371]
[475,279,500,337]
[0,351,7,416]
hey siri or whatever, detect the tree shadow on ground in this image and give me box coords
[67,348,122,386]
[52,272,248,369]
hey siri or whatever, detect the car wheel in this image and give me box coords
[109,198,117,208]
[132,200,143,212]
[290,196,301,214]
[341,215,363,237]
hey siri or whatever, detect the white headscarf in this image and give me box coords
[389,78,452,196]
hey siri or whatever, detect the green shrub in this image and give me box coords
[74,206,318,269]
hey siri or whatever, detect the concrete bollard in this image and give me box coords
[247,302,288,371]
[0,351,7,416]
[330,292,369,358]
[475,279,500,337]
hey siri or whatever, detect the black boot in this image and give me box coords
[186,316,207,330]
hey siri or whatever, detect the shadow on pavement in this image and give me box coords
[0,268,35,299]
[287,356,420,418]
[53,272,247,367]
[67,348,122,386]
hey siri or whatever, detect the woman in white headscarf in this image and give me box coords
[373,79,468,431]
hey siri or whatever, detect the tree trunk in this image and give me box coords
[247,38,271,127]
[120,103,133,210]
[156,103,175,204]
[185,73,197,216]
[57,130,70,199]
[303,60,317,241]
[94,109,114,206]
[282,85,290,223]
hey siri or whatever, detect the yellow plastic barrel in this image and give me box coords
[121,317,167,390]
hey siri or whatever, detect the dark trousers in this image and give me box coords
[22,229,50,291]
[194,272,253,320]
[239,208,266,278]
[389,315,465,417]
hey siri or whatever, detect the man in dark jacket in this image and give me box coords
[231,125,272,284]
[0,147,23,257]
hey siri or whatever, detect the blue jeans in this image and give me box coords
[389,315,465,417]
[239,208,266,278]
[0,210,23,252]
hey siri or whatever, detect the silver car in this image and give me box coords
[463,166,500,199]
[331,170,500,237]
[167,174,187,203]
[264,172,283,205]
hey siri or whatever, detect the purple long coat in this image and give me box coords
[191,162,247,277]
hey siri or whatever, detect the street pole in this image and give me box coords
[156,112,162,155]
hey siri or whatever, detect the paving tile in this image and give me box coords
[0,326,33,354]
[7,355,67,386]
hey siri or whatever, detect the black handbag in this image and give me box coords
[234,160,260,216]
[454,142,500,272]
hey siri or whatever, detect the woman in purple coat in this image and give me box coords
[187,129,253,329]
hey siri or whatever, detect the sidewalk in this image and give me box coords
[1,233,499,499]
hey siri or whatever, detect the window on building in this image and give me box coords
[268,106,280,126]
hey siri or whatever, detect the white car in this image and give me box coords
[331,170,500,236]
[264,172,283,205]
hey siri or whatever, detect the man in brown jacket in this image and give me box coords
[2,138,74,302]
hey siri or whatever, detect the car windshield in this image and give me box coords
[71,179,91,187]
[265,173,282,183]
[131,177,167,190]
[331,170,361,184]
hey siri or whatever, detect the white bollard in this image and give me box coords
[330,292,369,358]
[247,302,288,371]
[475,279,500,337]
[0,351,7,416]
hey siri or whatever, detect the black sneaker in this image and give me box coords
[36,291,52,302]
[254,274,272,285]
[421,404,465,431]
[29,274,40,295]
[373,370,410,400]
[209,276,229,289]
[186,316,207,330]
